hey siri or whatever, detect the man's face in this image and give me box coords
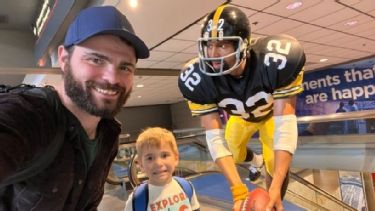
[206,40,236,71]
[60,35,137,118]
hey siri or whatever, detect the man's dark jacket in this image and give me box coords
[0,87,121,210]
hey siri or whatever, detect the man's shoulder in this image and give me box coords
[250,34,305,72]
[178,59,207,82]
[0,85,60,110]
[250,34,305,89]
[251,34,303,56]
[178,60,217,104]
[252,34,300,44]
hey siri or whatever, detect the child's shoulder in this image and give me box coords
[173,177,194,199]
[173,176,191,186]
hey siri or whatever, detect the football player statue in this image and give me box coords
[178,5,305,211]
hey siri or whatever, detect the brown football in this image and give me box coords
[240,188,273,211]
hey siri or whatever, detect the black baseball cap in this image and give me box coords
[63,6,149,59]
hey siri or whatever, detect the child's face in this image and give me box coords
[138,142,178,186]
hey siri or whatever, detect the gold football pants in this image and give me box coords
[225,115,274,176]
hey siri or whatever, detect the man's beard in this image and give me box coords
[64,62,131,118]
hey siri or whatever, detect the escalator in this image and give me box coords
[102,110,375,210]
[105,134,356,210]
[177,136,356,211]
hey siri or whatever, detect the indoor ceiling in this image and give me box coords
[0,0,374,107]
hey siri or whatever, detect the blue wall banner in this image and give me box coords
[297,64,375,116]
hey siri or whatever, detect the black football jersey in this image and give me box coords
[178,34,305,122]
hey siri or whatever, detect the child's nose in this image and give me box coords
[154,157,163,165]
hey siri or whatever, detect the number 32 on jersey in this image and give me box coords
[264,39,291,70]
[180,64,201,91]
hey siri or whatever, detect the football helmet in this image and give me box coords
[198,5,251,76]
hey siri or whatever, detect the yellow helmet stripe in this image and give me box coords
[211,5,226,38]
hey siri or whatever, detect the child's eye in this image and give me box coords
[145,156,153,161]
[161,152,170,159]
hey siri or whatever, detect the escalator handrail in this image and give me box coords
[290,172,357,211]
[298,110,375,123]
[285,189,330,211]
[171,110,375,139]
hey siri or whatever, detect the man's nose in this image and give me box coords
[102,65,120,84]
[209,46,220,57]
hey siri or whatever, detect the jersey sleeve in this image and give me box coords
[178,60,219,116]
[187,101,218,116]
[273,70,304,99]
[253,34,306,95]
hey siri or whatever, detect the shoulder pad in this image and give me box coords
[252,34,305,89]
[178,61,217,104]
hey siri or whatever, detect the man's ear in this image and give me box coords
[58,45,69,73]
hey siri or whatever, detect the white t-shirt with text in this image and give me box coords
[124,178,200,211]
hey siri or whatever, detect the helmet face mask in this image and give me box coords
[198,5,251,76]
[198,36,246,76]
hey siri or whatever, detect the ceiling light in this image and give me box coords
[320,58,328,62]
[286,2,303,10]
[345,20,358,26]
[136,84,144,88]
[33,0,53,37]
[137,95,142,98]
[129,0,138,8]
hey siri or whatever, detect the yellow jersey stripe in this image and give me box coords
[273,86,303,99]
[188,101,218,116]
[273,71,304,98]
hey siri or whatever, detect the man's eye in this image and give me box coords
[206,43,214,49]
[220,43,227,48]
[89,57,103,65]
[120,65,135,73]
[120,65,129,71]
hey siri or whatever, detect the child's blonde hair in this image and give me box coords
[136,127,178,157]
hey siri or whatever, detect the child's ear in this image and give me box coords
[135,155,144,171]
[174,153,179,165]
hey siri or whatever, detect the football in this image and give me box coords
[240,188,271,211]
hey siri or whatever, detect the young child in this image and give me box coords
[124,127,200,211]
